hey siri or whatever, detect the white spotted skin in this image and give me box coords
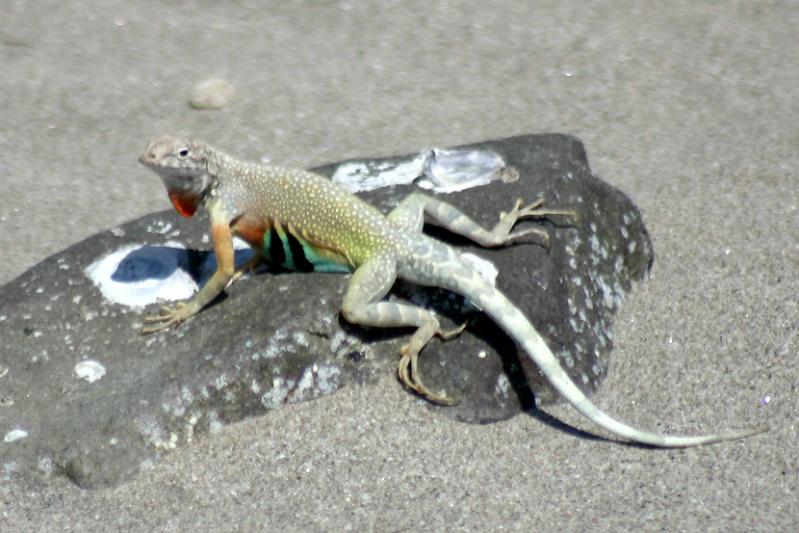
[210,154,402,267]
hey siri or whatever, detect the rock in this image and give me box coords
[188,78,235,110]
[0,134,653,488]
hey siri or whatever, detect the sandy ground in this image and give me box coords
[1,1,796,531]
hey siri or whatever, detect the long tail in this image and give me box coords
[442,268,766,447]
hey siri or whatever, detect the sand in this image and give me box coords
[1,1,796,530]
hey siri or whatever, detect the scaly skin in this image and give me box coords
[138,135,766,447]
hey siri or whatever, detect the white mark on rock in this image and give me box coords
[614,256,624,275]
[495,373,511,397]
[208,411,224,433]
[417,148,518,193]
[332,148,515,194]
[74,360,106,383]
[146,220,173,235]
[85,243,198,308]
[4,429,28,443]
[37,456,53,475]
[292,331,309,348]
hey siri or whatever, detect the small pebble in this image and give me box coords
[189,78,235,110]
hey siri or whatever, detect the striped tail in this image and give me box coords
[444,271,766,447]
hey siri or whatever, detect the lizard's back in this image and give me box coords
[215,162,401,271]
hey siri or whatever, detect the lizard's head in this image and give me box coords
[139,135,213,218]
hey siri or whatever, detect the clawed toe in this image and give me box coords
[489,197,578,248]
[140,302,194,334]
[506,227,550,249]
[398,345,458,406]
[517,198,578,226]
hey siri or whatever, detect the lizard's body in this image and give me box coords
[139,135,765,447]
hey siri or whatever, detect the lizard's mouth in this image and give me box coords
[138,158,196,181]
[138,153,194,175]
[138,151,158,168]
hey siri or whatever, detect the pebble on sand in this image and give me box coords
[189,78,235,110]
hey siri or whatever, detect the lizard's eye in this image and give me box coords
[178,148,189,158]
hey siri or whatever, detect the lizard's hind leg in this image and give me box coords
[386,193,427,233]
[387,192,577,249]
[340,252,459,405]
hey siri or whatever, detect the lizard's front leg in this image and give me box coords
[341,253,461,405]
[141,218,235,333]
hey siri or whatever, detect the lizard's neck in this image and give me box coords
[204,143,257,176]
[204,144,238,179]
[163,142,229,217]
[201,144,264,208]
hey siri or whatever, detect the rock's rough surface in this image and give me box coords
[0,134,653,488]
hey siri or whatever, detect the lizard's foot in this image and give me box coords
[397,322,464,406]
[491,198,579,248]
[141,301,198,334]
[398,345,458,406]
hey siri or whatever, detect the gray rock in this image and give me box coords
[0,134,653,488]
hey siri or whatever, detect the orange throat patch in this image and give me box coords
[168,192,199,218]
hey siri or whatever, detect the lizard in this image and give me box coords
[138,134,766,447]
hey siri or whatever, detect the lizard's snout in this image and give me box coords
[139,150,155,166]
